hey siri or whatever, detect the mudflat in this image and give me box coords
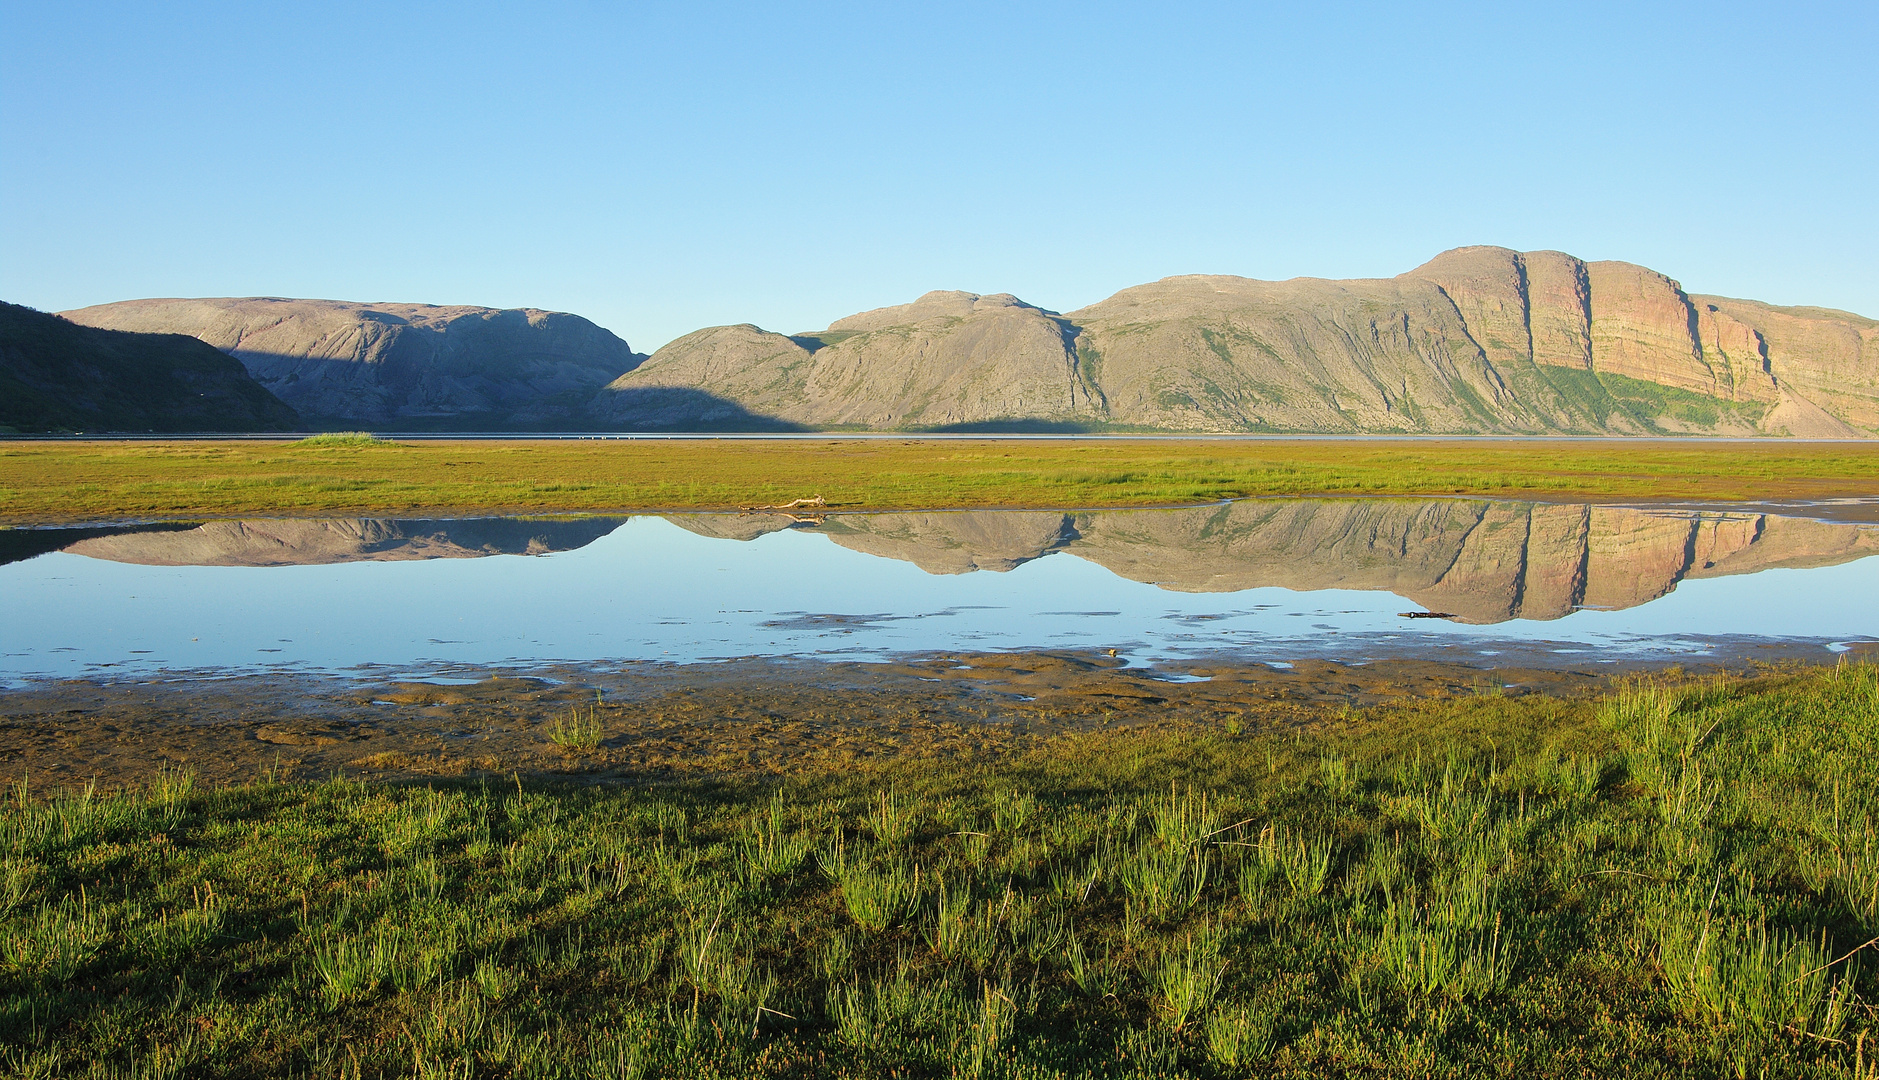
[0,651,1746,792]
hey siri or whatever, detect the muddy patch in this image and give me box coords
[0,651,1724,791]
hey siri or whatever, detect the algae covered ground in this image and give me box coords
[8,665,1879,1077]
[5,437,1879,523]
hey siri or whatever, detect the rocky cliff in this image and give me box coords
[602,247,1876,435]
[58,298,645,428]
[0,302,298,433]
[685,501,1879,623]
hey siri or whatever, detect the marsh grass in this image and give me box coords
[289,432,388,447]
[546,696,605,752]
[10,665,1879,1075]
[7,438,1879,522]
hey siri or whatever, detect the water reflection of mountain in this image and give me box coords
[59,517,629,567]
[33,502,1879,624]
[672,501,1879,624]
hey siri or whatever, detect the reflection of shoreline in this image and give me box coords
[677,501,1879,625]
[56,517,630,567]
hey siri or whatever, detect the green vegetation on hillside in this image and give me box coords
[8,666,1879,1076]
[3,438,1878,524]
[0,303,299,434]
[1540,368,1771,433]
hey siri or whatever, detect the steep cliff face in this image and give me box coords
[595,292,1101,429]
[603,247,1872,435]
[1695,297,1878,434]
[59,298,644,428]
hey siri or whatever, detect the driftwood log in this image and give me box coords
[739,495,828,514]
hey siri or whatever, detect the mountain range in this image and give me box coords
[37,246,1879,436]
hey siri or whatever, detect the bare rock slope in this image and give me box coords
[602,246,1876,435]
[596,291,1100,429]
[60,298,645,428]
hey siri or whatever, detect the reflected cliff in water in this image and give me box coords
[676,500,1879,624]
[47,517,631,567]
[24,500,1879,625]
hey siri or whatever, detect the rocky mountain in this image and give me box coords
[601,247,1877,435]
[595,292,1097,430]
[58,298,645,429]
[676,500,1879,623]
[0,302,298,433]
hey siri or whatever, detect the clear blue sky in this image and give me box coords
[4,1,1873,352]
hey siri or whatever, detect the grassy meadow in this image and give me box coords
[9,665,1879,1077]
[5,437,1879,523]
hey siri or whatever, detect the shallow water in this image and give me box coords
[3,498,1876,681]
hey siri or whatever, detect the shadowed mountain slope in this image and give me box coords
[0,302,298,433]
[59,297,645,429]
[602,247,1876,435]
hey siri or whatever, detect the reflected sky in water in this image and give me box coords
[3,510,1876,681]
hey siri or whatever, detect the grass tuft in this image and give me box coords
[289,431,389,447]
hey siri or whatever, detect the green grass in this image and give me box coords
[9,665,1879,1075]
[546,697,607,753]
[288,432,390,448]
[4,438,1879,524]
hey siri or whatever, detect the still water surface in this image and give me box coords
[3,499,1876,681]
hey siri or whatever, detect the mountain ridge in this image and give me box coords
[50,247,1877,435]
[604,245,1876,436]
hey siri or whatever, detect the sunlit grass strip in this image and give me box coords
[4,438,1879,523]
[6,665,1879,1074]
